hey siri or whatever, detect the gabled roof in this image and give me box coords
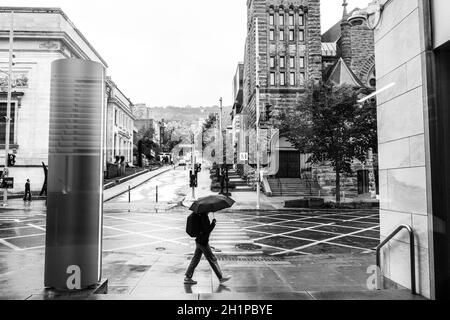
[321,21,341,43]
[324,58,365,88]
[321,8,362,43]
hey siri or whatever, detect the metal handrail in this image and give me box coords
[376,224,416,295]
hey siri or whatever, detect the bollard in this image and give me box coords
[128,186,131,203]
[156,186,159,203]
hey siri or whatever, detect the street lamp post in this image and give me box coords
[255,18,261,210]
[2,11,14,207]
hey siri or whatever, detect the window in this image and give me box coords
[0,102,16,145]
[269,29,274,41]
[114,109,118,125]
[269,14,274,26]
[289,14,294,26]
[299,14,305,26]
[299,29,305,42]
[279,29,284,41]
[270,56,275,68]
[280,72,286,86]
[280,56,285,68]
[289,29,295,41]
[270,72,275,86]
[300,72,305,84]
[279,14,284,26]
[289,56,295,68]
[299,56,305,68]
[290,72,295,86]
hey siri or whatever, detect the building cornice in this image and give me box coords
[0,7,108,67]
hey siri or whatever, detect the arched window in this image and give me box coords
[367,66,376,89]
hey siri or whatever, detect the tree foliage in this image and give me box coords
[278,84,377,202]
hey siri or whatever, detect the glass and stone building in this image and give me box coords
[374,0,450,300]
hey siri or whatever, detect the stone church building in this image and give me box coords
[238,0,377,199]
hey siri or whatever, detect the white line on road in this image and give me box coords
[0,239,21,251]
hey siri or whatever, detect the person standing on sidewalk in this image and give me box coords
[23,179,32,202]
[184,212,232,285]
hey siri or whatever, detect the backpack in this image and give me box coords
[186,213,201,238]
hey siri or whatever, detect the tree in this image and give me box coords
[201,113,218,152]
[278,84,377,203]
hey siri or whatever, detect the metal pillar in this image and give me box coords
[44,59,105,290]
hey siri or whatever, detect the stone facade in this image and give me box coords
[242,0,321,178]
[314,2,377,198]
[105,78,135,164]
[243,0,322,127]
[0,8,108,193]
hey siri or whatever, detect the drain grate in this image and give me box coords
[217,256,284,263]
[235,243,263,251]
[186,256,284,263]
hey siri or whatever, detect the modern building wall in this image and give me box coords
[375,0,432,298]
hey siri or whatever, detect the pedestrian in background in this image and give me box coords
[23,179,32,202]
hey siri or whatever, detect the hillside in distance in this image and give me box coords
[148,105,233,122]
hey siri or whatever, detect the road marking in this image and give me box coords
[27,224,46,231]
[104,225,188,246]
[272,225,379,256]
[0,239,21,251]
[2,233,45,241]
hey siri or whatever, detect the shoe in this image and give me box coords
[220,275,232,284]
[184,278,197,285]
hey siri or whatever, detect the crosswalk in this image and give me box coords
[210,219,263,255]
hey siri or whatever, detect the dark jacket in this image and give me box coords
[196,214,216,246]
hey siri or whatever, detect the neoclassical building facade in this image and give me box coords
[105,78,135,164]
[0,7,134,193]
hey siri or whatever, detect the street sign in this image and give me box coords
[240,152,249,161]
[179,144,194,148]
[0,177,14,189]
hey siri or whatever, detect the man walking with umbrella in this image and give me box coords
[184,195,234,285]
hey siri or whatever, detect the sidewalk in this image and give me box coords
[24,252,424,300]
[0,166,174,212]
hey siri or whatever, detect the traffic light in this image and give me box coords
[7,154,16,167]
[264,104,274,122]
[189,171,198,188]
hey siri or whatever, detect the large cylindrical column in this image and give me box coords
[45,59,105,290]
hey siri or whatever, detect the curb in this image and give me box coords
[104,167,173,202]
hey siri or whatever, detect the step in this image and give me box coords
[62,289,425,301]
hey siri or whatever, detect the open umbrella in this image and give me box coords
[189,195,235,214]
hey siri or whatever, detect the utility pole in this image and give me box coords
[3,11,14,207]
[219,97,223,164]
[190,126,196,199]
[255,18,261,210]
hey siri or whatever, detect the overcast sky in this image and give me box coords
[2,0,370,107]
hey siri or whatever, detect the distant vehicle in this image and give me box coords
[179,162,187,167]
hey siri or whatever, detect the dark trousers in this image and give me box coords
[185,242,223,280]
[23,190,32,201]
